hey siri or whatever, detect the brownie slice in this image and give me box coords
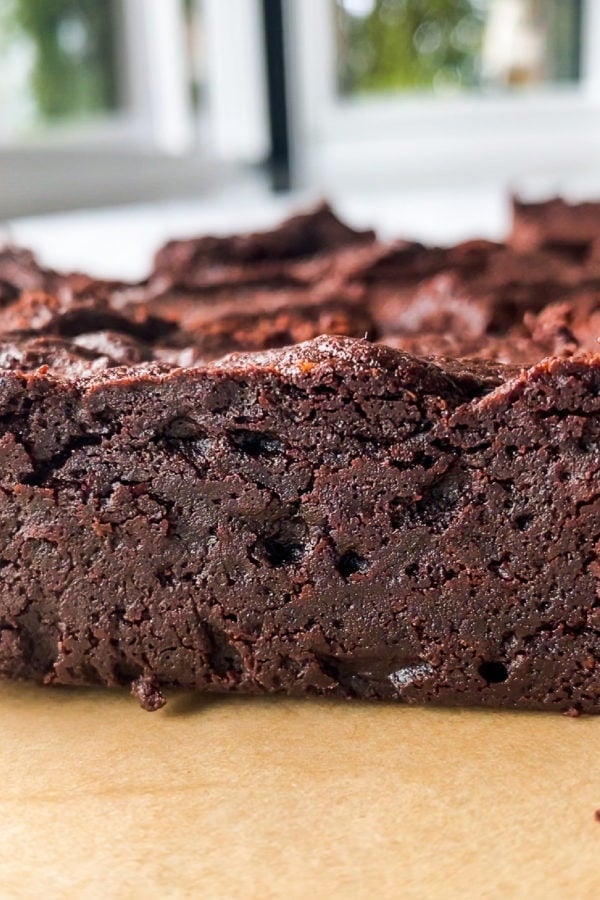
[510,196,600,259]
[0,282,375,367]
[0,203,376,365]
[0,335,598,712]
[1,202,599,713]
[342,233,600,367]
[0,246,58,308]
[152,201,376,289]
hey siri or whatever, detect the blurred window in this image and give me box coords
[0,0,268,217]
[0,0,209,149]
[289,0,596,191]
[0,0,595,211]
[335,0,582,97]
[0,0,121,140]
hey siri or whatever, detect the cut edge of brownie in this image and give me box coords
[1,334,598,712]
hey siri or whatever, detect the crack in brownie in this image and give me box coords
[0,201,598,712]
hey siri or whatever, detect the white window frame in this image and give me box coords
[0,0,268,218]
[0,0,194,154]
[286,0,600,192]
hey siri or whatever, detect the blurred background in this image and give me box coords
[1,0,599,274]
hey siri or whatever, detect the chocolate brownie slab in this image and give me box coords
[1,201,599,712]
[0,335,598,712]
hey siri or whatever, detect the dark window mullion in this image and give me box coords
[261,0,291,191]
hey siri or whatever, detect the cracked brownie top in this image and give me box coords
[2,197,600,382]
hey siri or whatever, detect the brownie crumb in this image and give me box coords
[131,676,167,712]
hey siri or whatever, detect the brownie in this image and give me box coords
[0,203,599,713]
[0,245,49,290]
[510,196,600,260]
[152,201,376,290]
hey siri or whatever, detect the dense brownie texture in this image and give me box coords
[0,201,599,712]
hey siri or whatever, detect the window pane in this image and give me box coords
[0,0,120,139]
[182,0,207,115]
[335,0,582,96]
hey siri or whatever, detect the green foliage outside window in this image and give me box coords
[0,0,583,131]
[335,0,581,96]
[336,0,486,95]
[4,0,119,124]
